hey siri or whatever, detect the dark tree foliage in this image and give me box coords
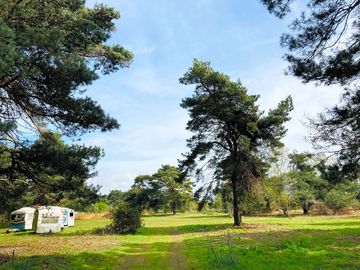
[261,0,360,85]
[0,0,133,140]
[126,166,193,214]
[261,0,293,18]
[0,132,102,213]
[107,190,126,206]
[317,156,359,184]
[127,174,166,212]
[261,0,360,177]
[152,165,193,215]
[107,202,142,234]
[179,60,293,225]
[287,152,327,214]
[309,88,360,177]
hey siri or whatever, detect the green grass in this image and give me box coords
[0,213,360,269]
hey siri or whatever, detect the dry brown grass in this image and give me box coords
[75,212,111,220]
[0,234,121,258]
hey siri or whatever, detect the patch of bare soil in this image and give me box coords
[118,244,151,270]
[169,232,187,270]
[118,229,189,270]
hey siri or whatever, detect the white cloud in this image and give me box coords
[133,44,156,55]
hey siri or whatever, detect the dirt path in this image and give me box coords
[117,244,151,270]
[118,228,188,270]
[169,231,188,270]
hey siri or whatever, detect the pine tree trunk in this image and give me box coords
[303,202,309,215]
[265,200,272,213]
[172,201,177,215]
[231,175,242,226]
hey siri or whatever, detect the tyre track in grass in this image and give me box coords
[118,227,188,270]
[169,230,188,270]
[119,244,151,270]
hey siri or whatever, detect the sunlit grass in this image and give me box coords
[0,213,359,269]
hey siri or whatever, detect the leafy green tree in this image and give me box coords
[261,0,360,176]
[126,166,193,214]
[317,158,357,185]
[88,201,110,213]
[317,157,360,206]
[153,165,193,215]
[0,132,102,213]
[324,182,359,213]
[309,91,360,178]
[263,175,285,214]
[0,0,132,203]
[0,0,132,140]
[107,190,126,206]
[211,193,225,212]
[179,60,293,225]
[287,152,328,214]
[58,184,101,211]
[128,174,166,212]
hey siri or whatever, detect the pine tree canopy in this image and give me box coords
[179,60,293,225]
[0,0,133,141]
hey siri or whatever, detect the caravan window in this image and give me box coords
[41,217,58,224]
[11,214,25,222]
[69,212,74,217]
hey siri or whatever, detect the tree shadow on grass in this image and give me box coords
[138,223,235,236]
[307,221,360,227]
[3,226,360,270]
[1,223,360,270]
[180,214,230,219]
[142,214,174,217]
[0,251,123,270]
[0,242,175,270]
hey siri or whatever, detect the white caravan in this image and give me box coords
[50,207,75,227]
[33,206,63,233]
[63,208,75,227]
[8,207,35,232]
[47,206,66,228]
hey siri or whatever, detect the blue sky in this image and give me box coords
[83,0,342,193]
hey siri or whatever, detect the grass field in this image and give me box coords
[0,213,360,269]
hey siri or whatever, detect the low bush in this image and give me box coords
[310,201,330,215]
[324,182,359,214]
[109,202,142,234]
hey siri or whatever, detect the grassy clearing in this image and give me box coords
[0,213,359,269]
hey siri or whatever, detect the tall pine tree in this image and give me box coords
[179,60,293,225]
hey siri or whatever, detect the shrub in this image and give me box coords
[278,193,292,216]
[240,193,266,215]
[324,182,359,213]
[310,201,330,215]
[109,202,142,234]
[88,202,110,213]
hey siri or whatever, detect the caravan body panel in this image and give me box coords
[62,208,75,227]
[34,207,62,234]
[68,209,75,226]
[9,207,35,231]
